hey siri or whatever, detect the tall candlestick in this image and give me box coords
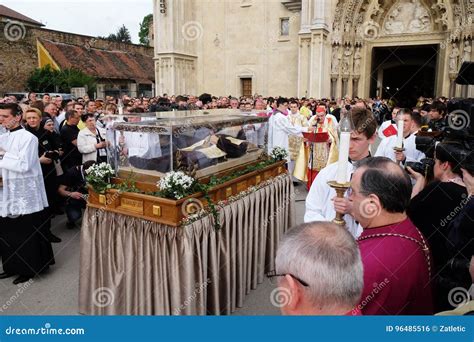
[118,98,124,116]
[336,131,350,184]
[396,119,404,148]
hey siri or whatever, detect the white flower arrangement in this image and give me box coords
[157,171,197,200]
[85,162,115,193]
[270,147,288,161]
[86,162,114,179]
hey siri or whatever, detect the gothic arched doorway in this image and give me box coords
[370,44,438,107]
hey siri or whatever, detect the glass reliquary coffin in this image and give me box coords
[110,110,269,180]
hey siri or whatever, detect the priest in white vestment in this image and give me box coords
[0,103,54,284]
[268,98,314,160]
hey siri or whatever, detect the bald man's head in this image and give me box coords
[355,157,412,214]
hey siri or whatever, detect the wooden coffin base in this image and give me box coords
[88,160,287,227]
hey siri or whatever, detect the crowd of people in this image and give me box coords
[0,91,473,317]
[273,98,474,316]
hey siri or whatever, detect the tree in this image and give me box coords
[107,25,132,43]
[27,65,96,95]
[26,64,59,93]
[139,14,153,46]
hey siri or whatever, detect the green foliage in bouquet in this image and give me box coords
[85,163,115,194]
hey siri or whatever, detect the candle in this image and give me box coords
[337,131,351,184]
[118,99,124,116]
[396,119,404,148]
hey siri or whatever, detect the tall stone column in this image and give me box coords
[449,74,457,98]
[308,0,331,98]
[153,0,197,95]
[298,37,312,98]
[330,77,338,99]
[341,78,349,98]
[352,77,359,98]
[300,0,312,33]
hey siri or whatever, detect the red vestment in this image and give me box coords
[357,218,434,315]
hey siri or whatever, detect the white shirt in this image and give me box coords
[242,112,262,146]
[0,128,48,217]
[57,112,66,128]
[268,110,308,159]
[77,127,108,163]
[121,131,162,159]
[304,162,363,238]
[375,134,425,163]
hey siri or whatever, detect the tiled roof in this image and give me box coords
[0,5,43,26]
[39,38,154,84]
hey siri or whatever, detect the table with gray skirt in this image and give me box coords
[78,174,295,315]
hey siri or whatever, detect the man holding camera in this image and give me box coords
[407,143,468,311]
[58,160,95,229]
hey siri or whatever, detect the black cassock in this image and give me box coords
[0,210,55,277]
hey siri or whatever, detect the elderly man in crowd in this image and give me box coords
[349,157,433,315]
[272,221,364,315]
[43,103,61,133]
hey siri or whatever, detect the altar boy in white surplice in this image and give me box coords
[268,98,314,163]
[0,103,54,285]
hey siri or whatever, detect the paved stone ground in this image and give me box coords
[0,184,308,316]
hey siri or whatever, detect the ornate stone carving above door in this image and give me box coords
[383,0,433,35]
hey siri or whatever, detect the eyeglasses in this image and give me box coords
[266,270,309,287]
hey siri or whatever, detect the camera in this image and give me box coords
[405,158,435,176]
[414,98,474,176]
[45,151,60,161]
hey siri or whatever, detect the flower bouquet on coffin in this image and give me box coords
[85,163,115,194]
[157,171,198,200]
[270,147,288,162]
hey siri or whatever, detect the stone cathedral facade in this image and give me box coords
[153,0,473,101]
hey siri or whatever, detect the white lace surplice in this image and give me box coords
[0,129,48,217]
